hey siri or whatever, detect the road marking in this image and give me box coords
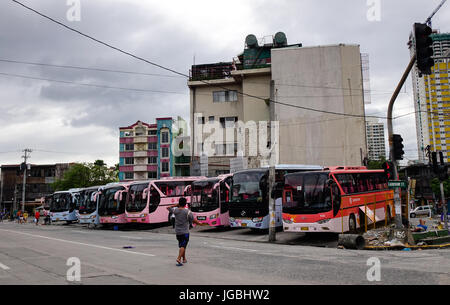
[0,229,155,257]
[120,236,143,240]
[209,245,258,252]
[71,230,90,234]
[0,262,10,270]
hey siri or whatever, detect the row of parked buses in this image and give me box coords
[42,165,395,234]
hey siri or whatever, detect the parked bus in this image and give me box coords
[282,166,394,233]
[190,174,233,227]
[228,164,323,230]
[50,188,81,223]
[78,186,102,226]
[98,182,133,226]
[125,176,205,225]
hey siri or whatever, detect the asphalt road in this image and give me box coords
[0,221,449,285]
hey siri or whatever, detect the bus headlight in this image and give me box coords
[210,214,219,220]
[283,218,293,224]
[112,216,118,219]
[140,214,146,218]
[229,217,235,222]
[317,219,330,224]
[252,217,264,223]
[90,215,96,218]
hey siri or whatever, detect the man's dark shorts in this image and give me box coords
[176,233,190,248]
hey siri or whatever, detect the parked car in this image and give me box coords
[410,205,432,218]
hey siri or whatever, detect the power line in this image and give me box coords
[10,0,388,120]
[0,71,188,95]
[0,58,185,78]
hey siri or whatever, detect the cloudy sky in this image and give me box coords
[0,0,449,167]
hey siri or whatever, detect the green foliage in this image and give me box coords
[367,156,387,169]
[431,177,450,199]
[52,160,119,191]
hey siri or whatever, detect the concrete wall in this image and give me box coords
[271,44,367,167]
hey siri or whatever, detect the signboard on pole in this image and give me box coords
[388,180,407,189]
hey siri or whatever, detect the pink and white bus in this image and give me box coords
[190,174,233,227]
[125,177,205,225]
[98,182,133,227]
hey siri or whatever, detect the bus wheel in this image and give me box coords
[349,214,357,233]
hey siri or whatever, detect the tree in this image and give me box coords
[52,160,118,191]
[367,156,387,170]
[431,177,450,200]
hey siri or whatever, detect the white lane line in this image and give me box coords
[119,236,143,240]
[0,262,10,270]
[209,245,258,252]
[71,230,90,234]
[0,229,155,257]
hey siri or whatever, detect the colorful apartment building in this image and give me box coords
[118,118,190,181]
[411,32,450,162]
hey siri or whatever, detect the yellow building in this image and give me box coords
[412,33,450,163]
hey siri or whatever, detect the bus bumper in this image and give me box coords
[282,220,334,233]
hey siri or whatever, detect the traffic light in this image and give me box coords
[382,161,395,180]
[414,23,434,76]
[392,134,404,160]
[430,151,448,181]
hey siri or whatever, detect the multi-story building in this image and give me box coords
[188,33,367,175]
[118,118,190,181]
[0,163,72,212]
[366,118,386,160]
[411,32,450,163]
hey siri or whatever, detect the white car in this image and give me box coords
[410,205,432,218]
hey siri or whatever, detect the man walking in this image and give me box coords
[167,197,206,266]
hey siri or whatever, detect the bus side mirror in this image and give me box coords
[142,188,148,200]
[327,179,335,186]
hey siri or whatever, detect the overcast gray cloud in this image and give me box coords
[0,0,449,166]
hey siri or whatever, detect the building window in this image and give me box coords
[148,143,157,150]
[148,156,157,164]
[161,162,169,172]
[125,144,134,151]
[161,131,169,144]
[161,147,169,158]
[124,172,134,179]
[148,171,157,179]
[198,117,205,125]
[135,127,145,136]
[124,131,134,137]
[213,90,238,102]
[125,157,134,165]
[219,117,238,128]
[208,116,215,123]
[148,130,157,135]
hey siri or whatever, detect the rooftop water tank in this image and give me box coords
[245,34,259,48]
[274,32,287,47]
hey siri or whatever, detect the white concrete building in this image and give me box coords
[188,34,368,175]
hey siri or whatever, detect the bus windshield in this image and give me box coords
[78,190,98,214]
[154,181,191,197]
[230,170,267,204]
[191,179,219,212]
[51,193,73,212]
[98,186,125,216]
[126,183,148,213]
[283,172,332,214]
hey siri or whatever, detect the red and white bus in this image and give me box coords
[190,174,233,227]
[125,176,205,225]
[282,166,394,233]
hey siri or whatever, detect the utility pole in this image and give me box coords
[21,148,32,212]
[387,54,416,228]
[268,80,276,242]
